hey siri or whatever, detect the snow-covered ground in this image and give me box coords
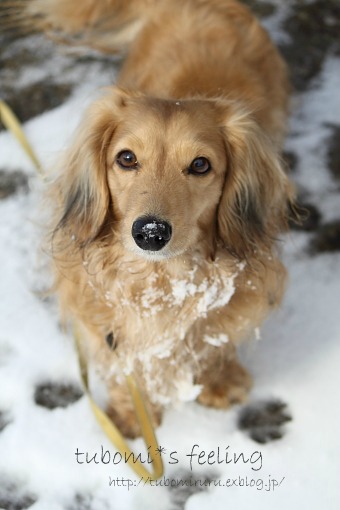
[1,1,339,509]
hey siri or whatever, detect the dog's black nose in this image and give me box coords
[132,216,172,251]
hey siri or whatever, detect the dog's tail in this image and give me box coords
[1,0,156,54]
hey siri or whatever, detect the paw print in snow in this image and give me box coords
[238,399,292,444]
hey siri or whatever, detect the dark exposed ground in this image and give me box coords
[2,81,73,124]
[0,477,36,510]
[168,470,216,510]
[0,168,29,198]
[280,0,340,92]
[34,382,83,409]
[0,410,10,432]
[310,220,340,253]
[0,0,340,508]
[66,494,95,510]
[0,33,73,124]
[327,124,340,182]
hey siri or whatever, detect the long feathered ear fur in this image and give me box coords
[52,89,129,251]
[217,102,297,260]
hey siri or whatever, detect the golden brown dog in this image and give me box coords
[16,0,296,437]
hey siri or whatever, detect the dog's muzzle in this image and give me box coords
[132,216,172,251]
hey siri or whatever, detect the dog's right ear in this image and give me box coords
[53,88,132,248]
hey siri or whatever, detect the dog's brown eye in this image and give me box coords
[116,150,138,169]
[189,157,211,175]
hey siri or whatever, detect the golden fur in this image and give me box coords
[17,0,296,437]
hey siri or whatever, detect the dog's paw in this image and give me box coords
[197,382,249,409]
[238,399,292,444]
[106,407,142,439]
[107,404,162,439]
[197,362,252,409]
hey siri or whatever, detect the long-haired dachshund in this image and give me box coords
[13,0,296,437]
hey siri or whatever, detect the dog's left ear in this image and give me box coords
[216,102,296,260]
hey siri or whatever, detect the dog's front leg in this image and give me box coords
[76,326,163,439]
[190,315,253,409]
[195,351,252,409]
[106,382,163,439]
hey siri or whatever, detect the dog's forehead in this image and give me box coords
[116,97,223,148]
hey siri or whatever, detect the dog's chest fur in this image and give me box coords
[87,252,245,404]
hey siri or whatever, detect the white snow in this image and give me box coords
[1,2,340,509]
[170,265,240,316]
[203,334,229,347]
